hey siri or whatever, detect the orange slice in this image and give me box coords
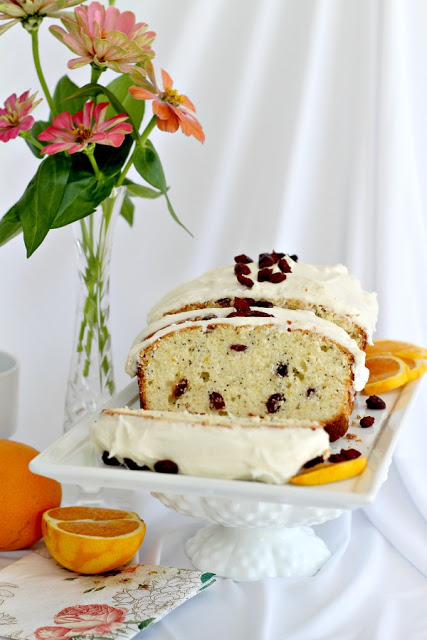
[366,339,427,360]
[400,356,427,383]
[289,456,367,485]
[42,506,146,574]
[363,355,409,395]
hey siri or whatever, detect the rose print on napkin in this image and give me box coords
[35,604,129,638]
[0,551,217,640]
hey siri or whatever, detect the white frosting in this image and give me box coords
[90,409,329,485]
[125,306,369,390]
[147,258,378,342]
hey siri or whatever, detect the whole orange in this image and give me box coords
[0,440,62,550]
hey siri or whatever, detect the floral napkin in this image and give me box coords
[0,546,216,639]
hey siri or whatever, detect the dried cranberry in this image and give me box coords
[303,455,324,469]
[249,310,274,317]
[230,344,248,351]
[209,391,226,410]
[236,272,254,288]
[329,448,361,463]
[306,387,316,397]
[269,272,287,283]
[102,451,122,467]
[366,395,386,410]
[276,362,288,377]
[234,254,253,264]
[234,263,251,276]
[258,267,273,282]
[271,251,285,262]
[154,459,179,474]
[217,297,232,306]
[234,297,251,312]
[266,393,286,413]
[124,458,150,471]
[278,258,292,273]
[244,297,256,305]
[173,378,188,398]
[226,310,274,318]
[259,252,275,268]
[290,254,299,262]
[341,448,362,460]
[250,300,274,308]
[360,416,375,428]
[329,453,346,463]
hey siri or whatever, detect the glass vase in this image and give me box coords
[63,186,126,433]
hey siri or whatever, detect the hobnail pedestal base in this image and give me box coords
[186,523,331,581]
[153,492,343,581]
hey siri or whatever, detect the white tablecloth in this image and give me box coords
[1,457,425,640]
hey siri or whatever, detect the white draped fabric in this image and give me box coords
[0,1,426,638]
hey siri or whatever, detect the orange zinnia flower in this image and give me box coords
[129,65,204,143]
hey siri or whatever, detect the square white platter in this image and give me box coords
[30,377,424,511]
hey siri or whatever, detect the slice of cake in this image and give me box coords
[91,408,330,485]
[147,252,378,349]
[126,304,369,441]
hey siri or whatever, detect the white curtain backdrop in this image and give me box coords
[0,1,426,638]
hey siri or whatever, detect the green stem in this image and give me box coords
[19,130,44,150]
[85,148,102,181]
[30,28,56,117]
[90,66,103,86]
[116,144,135,187]
[116,115,157,186]
[140,115,157,147]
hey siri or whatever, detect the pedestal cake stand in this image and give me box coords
[30,378,423,581]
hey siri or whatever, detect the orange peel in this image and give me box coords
[366,339,427,360]
[289,456,367,485]
[363,355,409,395]
[42,506,146,574]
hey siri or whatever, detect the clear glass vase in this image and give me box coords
[63,186,126,433]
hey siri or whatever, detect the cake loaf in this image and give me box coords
[126,303,369,441]
[91,408,330,484]
[147,252,378,349]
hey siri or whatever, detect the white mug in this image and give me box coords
[0,350,19,439]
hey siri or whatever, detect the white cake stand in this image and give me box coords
[153,492,343,581]
[30,379,423,582]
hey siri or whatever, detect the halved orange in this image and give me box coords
[366,339,427,360]
[400,356,427,383]
[42,506,146,575]
[289,456,367,485]
[363,355,409,395]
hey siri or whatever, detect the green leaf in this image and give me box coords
[165,192,193,236]
[138,618,156,630]
[101,74,145,131]
[133,140,167,192]
[94,134,133,178]
[13,155,71,257]
[0,204,23,246]
[200,572,216,583]
[25,120,50,159]
[126,181,163,199]
[200,579,216,591]
[120,191,134,226]
[53,75,87,117]
[52,164,116,228]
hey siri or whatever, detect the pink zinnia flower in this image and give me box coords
[50,1,155,73]
[129,65,205,143]
[38,101,133,155]
[0,90,41,142]
[53,604,128,635]
[0,1,85,35]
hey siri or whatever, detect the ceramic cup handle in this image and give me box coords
[0,351,19,439]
